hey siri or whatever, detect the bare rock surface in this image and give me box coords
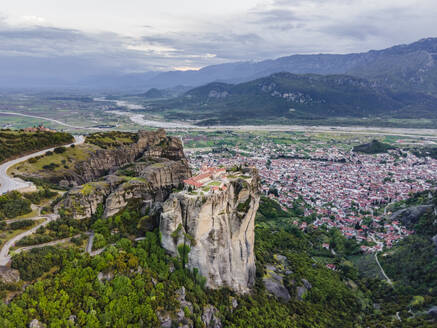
[58,130,191,219]
[263,273,291,302]
[29,319,45,328]
[0,266,20,283]
[390,205,433,228]
[160,169,260,293]
[202,305,222,328]
[428,306,437,318]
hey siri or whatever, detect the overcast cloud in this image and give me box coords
[0,0,436,72]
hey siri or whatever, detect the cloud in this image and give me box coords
[0,0,436,74]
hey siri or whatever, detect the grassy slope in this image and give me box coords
[0,130,74,164]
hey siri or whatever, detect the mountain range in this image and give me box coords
[143,38,437,96]
[146,72,437,125]
[2,37,437,95]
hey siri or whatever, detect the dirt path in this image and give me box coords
[374,251,393,285]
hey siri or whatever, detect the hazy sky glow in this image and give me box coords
[1,0,437,71]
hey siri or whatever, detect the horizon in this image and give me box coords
[1,0,437,73]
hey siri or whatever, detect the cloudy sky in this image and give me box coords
[1,0,436,72]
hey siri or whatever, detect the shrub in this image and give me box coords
[0,191,32,219]
[54,146,67,154]
[8,220,34,230]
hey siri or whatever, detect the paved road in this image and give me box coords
[0,135,84,195]
[14,234,81,254]
[3,215,45,226]
[85,232,95,254]
[0,214,57,266]
[87,237,145,257]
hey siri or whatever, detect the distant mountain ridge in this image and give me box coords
[2,37,437,93]
[150,72,437,125]
[142,38,437,94]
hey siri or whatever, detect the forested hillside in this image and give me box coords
[2,188,437,327]
[148,72,437,126]
[380,191,437,295]
[0,198,368,327]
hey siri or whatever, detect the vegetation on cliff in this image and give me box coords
[85,131,138,149]
[0,191,32,220]
[0,196,371,327]
[1,190,436,326]
[0,130,73,163]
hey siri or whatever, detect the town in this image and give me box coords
[185,136,437,252]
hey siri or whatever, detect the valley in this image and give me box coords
[0,128,435,327]
[3,2,437,326]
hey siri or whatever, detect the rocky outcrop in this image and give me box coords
[157,286,195,328]
[58,130,191,219]
[389,205,433,228]
[59,158,191,219]
[202,305,222,328]
[70,129,186,185]
[160,169,260,293]
[0,266,20,283]
[29,319,45,328]
[263,254,293,301]
[428,306,437,319]
[103,159,191,217]
[263,269,291,302]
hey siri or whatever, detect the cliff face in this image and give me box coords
[70,129,186,185]
[160,169,260,293]
[58,130,260,294]
[58,130,191,219]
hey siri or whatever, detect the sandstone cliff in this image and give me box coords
[58,130,191,219]
[70,129,186,185]
[160,168,260,293]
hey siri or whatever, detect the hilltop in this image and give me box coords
[148,72,437,125]
[352,140,396,154]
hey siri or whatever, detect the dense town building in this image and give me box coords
[186,140,437,251]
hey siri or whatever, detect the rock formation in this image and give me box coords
[17,129,186,187]
[70,129,186,185]
[389,205,433,228]
[59,130,260,294]
[58,131,191,219]
[160,168,260,293]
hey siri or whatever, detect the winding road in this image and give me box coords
[0,214,58,266]
[0,135,84,195]
[13,234,81,255]
[0,136,86,265]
